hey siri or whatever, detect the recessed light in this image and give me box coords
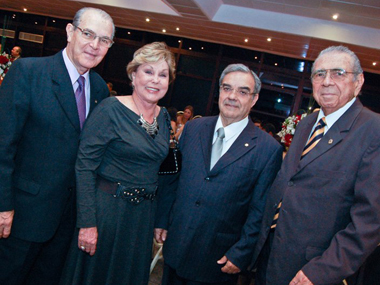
[35,22,38,25]
[189,47,192,50]
[162,29,166,33]
[178,40,181,43]
[244,38,248,43]
[201,47,204,50]
[52,20,56,23]
[274,63,278,66]
[254,56,258,59]
[332,14,339,20]
[146,18,150,22]
[23,8,27,12]
[267,38,272,42]
[128,32,131,35]
[373,62,377,66]
[176,27,180,31]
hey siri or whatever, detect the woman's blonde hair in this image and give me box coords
[126,42,176,83]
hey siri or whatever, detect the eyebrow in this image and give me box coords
[221,83,251,91]
[82,27,112,39]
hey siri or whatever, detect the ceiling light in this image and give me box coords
[274,63,278,66]
[128,32,131,35]
[162,29,166,33]
[52,20,56,23]
[146,18,150,22]
[267,38,272,42]
[201,47,204,50]
[23,8,27,12]
[277,98,282,103]
[178,40,181,43]
[176,27,180,31]
[254,56,258,59]
[373,62,377,66]
[189,47,192,50]
[35,22,38,25]
[332,14,339,20]
[244,38,248,43]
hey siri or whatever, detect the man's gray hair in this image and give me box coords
[219,63,261,94]
[312,46,363,80]
[73,7,115,39]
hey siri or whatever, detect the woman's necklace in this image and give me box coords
[132,96,159,138]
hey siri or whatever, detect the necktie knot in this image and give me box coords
[216,127,225,140]
[77,76,85,91]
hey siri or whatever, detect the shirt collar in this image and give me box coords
[214,116,248,142]
[317,97,356,131]
[62,48,90,86]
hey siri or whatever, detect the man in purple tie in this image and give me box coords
[0,7,114,285]
[253,46,380,285]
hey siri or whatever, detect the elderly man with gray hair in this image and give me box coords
[155,63,283,285]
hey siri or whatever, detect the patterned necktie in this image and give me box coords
[301,117,326,158]
[75,76,86,129]
[210,127,225,170]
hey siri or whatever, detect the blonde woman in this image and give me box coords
[60,42,176,285]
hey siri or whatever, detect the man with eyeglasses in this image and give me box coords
[0,7,114,285]
[155,63,283,285]
[253,46,380,285]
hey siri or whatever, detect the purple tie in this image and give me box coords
[75,76,86,129]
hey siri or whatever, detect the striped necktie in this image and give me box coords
[301,117,326,158]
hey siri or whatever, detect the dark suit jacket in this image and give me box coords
[157,116,283,283]
[0,51,108,242]
[253,99,380,285]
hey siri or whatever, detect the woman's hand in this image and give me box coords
[78,227,98,256]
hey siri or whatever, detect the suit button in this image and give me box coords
[195,201,200,206]
[288,181,294,186]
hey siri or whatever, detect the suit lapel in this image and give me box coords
[89,70,103,112]
[210,119,258,173]
[200,117,218,172]
[297,99,363,172]
[51,51,81,133]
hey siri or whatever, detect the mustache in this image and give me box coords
[223,99,239,107]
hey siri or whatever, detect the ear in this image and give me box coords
[66,23,75,43]
[353,73,364,97]
[251,93,259,108]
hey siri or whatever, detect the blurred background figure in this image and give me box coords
[175,105,194,140]
[10,46,22,60]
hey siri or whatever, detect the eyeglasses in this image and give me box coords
[220,84,254,97]
[311,68,360,83]
[74,25,114,48]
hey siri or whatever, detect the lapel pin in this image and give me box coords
[328,139,333,144]
[94,100,98,103]
[245,143,249,147]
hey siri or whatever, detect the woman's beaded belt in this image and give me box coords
[96,176,157,205]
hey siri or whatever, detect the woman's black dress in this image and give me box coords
[60,97,169,285]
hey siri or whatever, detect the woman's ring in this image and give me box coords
[80,246,86,250]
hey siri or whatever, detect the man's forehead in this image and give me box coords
[315,52,352,68]
[222,72,255,88]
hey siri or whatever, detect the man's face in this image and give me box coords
[66,10,113,74]
[11,47,20,58]
[218,71,258,126]
[312,52,364,116]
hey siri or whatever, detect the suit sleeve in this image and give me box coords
[225,144,283,270]
[75,102,114,228]
[0,60,31,211]
[303,135,380,284]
